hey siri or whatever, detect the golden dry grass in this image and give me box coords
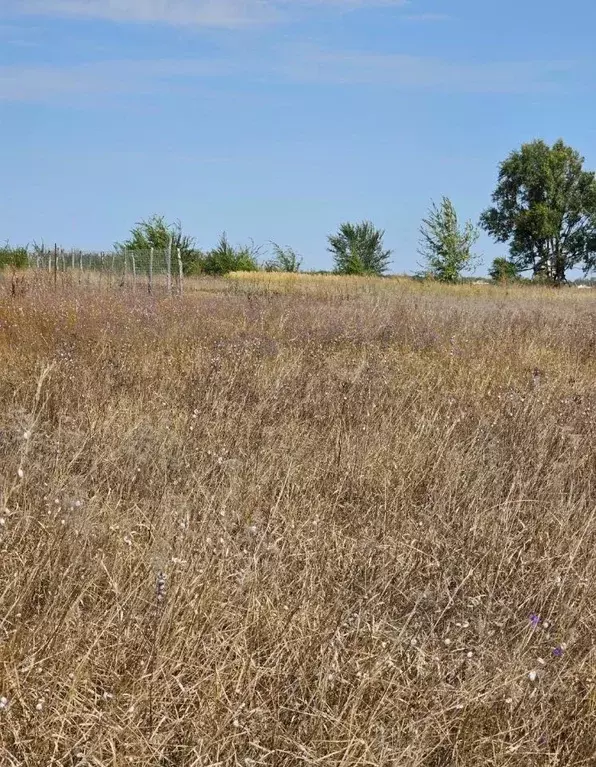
[1,272,596,766]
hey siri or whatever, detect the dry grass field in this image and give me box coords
[1,272,595,766]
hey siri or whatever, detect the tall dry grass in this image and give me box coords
[0,273,595,765]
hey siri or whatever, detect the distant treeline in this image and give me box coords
[5,139,596,285]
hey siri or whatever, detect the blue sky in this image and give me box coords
[1,0,595,273]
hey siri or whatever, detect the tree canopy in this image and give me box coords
[418,197,479,282]
[481,139,596,283]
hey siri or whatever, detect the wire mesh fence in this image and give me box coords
[26,246,185,295]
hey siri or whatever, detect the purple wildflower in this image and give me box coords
[553,646,564,658]
[529,613,541,629]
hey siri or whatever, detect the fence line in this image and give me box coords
[26,247,184,295]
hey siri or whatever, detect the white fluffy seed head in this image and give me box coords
[156,571,167,602]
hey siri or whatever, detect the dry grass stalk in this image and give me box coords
[0,273,595,765]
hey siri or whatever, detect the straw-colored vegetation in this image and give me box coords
[0,272,595,766]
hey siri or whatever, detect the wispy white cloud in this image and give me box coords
[0,45,576,103]
[283,47,575,94]
[403,12,450,22]
[0,58,241,102]
[4,0,407,27]
[0,21,44,46]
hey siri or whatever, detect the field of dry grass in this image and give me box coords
[1,272,595,766]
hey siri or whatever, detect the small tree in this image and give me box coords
[202,233,260,276]
[117,215,200,274]
[265,243,302,273]
[418,197,479,282]
[489,257,520,283]
[328,221,392,275]
[481,139,596,283]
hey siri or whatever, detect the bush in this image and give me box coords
[264,243,302,273]
[117,215,198,275]
[202,234,260,276]
[328,221,392,276]
[183,250,207,275]
[489,257,520,283]
[0,244,28,270]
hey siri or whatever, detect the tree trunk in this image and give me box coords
[554,251,567,284]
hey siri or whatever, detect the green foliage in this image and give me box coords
[328,221,392,275]
[481,139,596,283]
[489,257,521,283]
[202,233,260,276]
[265,243,302,273]
[117,215,201,274]
[0,243,28,270]
[418,197,479,282]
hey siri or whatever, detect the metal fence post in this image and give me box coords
[177,248,183,295]
[166,237,172,295]
[131,251,137,291]
[149,248,154,295]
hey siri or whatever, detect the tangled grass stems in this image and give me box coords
[0,274,595,765]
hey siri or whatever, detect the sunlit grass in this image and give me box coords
[0,271,595,765]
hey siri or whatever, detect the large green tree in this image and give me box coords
[481,139,596,283]
[328,221,392,275]
[418,197,479,282]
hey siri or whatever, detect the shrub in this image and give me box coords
[328,221,392,275]
[264,243,302,273]
[0,244,28,270]
[117,215,200,275]
[489,257,521,283]
[202,233,260,276]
